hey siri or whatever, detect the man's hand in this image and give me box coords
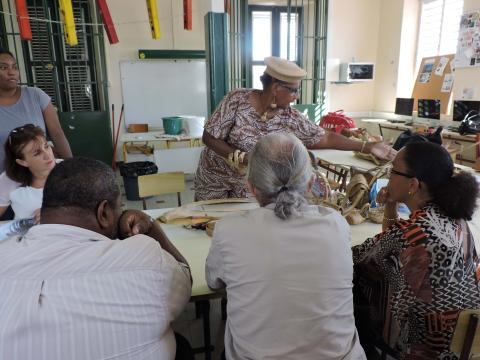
[118,210,154,238]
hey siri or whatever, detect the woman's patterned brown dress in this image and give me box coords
[194,89,325,200]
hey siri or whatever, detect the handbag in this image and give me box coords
[459,110,480,135]
[319,110,356,134]
[392,127,443,151]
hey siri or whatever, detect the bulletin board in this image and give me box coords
[120,60,208,128]
[411,54,455,114]
[454,10,480,68]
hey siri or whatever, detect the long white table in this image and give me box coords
[311,149,381,171]
[145,208,214,298]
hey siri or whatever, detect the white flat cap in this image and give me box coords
[264,56,307,83]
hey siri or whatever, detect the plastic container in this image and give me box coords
[119,161,158,200]
[180,115,205,137]
[162,116,183,135]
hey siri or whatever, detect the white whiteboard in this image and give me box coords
[120,60,208,127]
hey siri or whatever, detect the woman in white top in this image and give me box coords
[206,132,366,360]
[0,124,56,220]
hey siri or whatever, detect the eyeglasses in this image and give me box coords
[8,124,37,145]
[278,84,301,96]
[388,167,415,179]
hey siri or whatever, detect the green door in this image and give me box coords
[58,111,113,165]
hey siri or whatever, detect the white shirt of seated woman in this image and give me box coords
[206,132,366,360]
[0,124,56,221]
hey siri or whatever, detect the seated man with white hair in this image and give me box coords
[206,133,366,359]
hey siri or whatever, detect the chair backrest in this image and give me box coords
[450,309,480,360]
[138,172,185,209]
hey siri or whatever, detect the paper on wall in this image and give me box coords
[441,73,454,93]
[419,72,431,83]
[434,57,449,76]
[462,88,475,100]
[419,58,435,83]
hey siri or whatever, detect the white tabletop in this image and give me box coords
[145,208,215,298]
[121,131,201,143]
[146,205,480,299]
[311,149,380,170]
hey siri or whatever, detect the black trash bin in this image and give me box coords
[119,161,158,200]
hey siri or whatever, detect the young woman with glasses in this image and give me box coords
[0,124,57,222]
[194,56,396,201]
[352,141,480,359]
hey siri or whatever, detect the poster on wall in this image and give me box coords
[419,58,435,83]
[454,11,480,68]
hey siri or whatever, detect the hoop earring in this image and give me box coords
[270,95,277,109]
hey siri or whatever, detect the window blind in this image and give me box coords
[417,0,463,65]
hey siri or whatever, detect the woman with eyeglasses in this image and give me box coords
[194,56,396,201]
[0,124,57,222]
[0,49,71,173]
[352,141,480,359]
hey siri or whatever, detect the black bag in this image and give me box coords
[459,110,480,135]
[392,126,443,151]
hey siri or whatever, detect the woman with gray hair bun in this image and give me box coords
[206,132,366,360]
[247,132,312,219]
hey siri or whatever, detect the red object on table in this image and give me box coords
[95,0,119,44]
[14,0,32,41]
[183,0,192,30]
[319,110,356,134]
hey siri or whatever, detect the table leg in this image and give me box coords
[192,300,213,360]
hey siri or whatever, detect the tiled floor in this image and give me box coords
[117,174,224,360]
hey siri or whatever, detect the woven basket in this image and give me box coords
[354,151,389,166]
[368,207,384,223]
[206,221,216,237]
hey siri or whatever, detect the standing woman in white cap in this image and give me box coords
[195,56,395,200]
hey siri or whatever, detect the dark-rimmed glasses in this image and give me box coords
[388,167,415,179]
[278,84,301,96]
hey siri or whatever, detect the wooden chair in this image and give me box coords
[317,159,349,192]
[137,172,185,210]
[450,309,480,360]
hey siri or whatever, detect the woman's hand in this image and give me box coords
[376,187,397,206]
[369,142,397,161]
[118,210,154,238]
[226,150,248,174]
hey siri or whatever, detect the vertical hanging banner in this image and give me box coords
[183,0,192,30]
[14,0,32,41]
[224,0,231,16]
[58,0,78,46]
[95,0,119,44]
[146,0,161,39]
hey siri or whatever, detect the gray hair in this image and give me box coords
[247,133,312,219]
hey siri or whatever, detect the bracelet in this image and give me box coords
[383,217,398,222]
[360,141,367,154]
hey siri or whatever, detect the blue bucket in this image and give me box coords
[162,116,183,135]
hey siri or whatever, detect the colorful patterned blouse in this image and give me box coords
[194,89,325,200]
[352,204,480,359]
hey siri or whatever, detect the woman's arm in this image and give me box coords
[202,131,236,158]
[43,103,72,159]
[309,131,396,160]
